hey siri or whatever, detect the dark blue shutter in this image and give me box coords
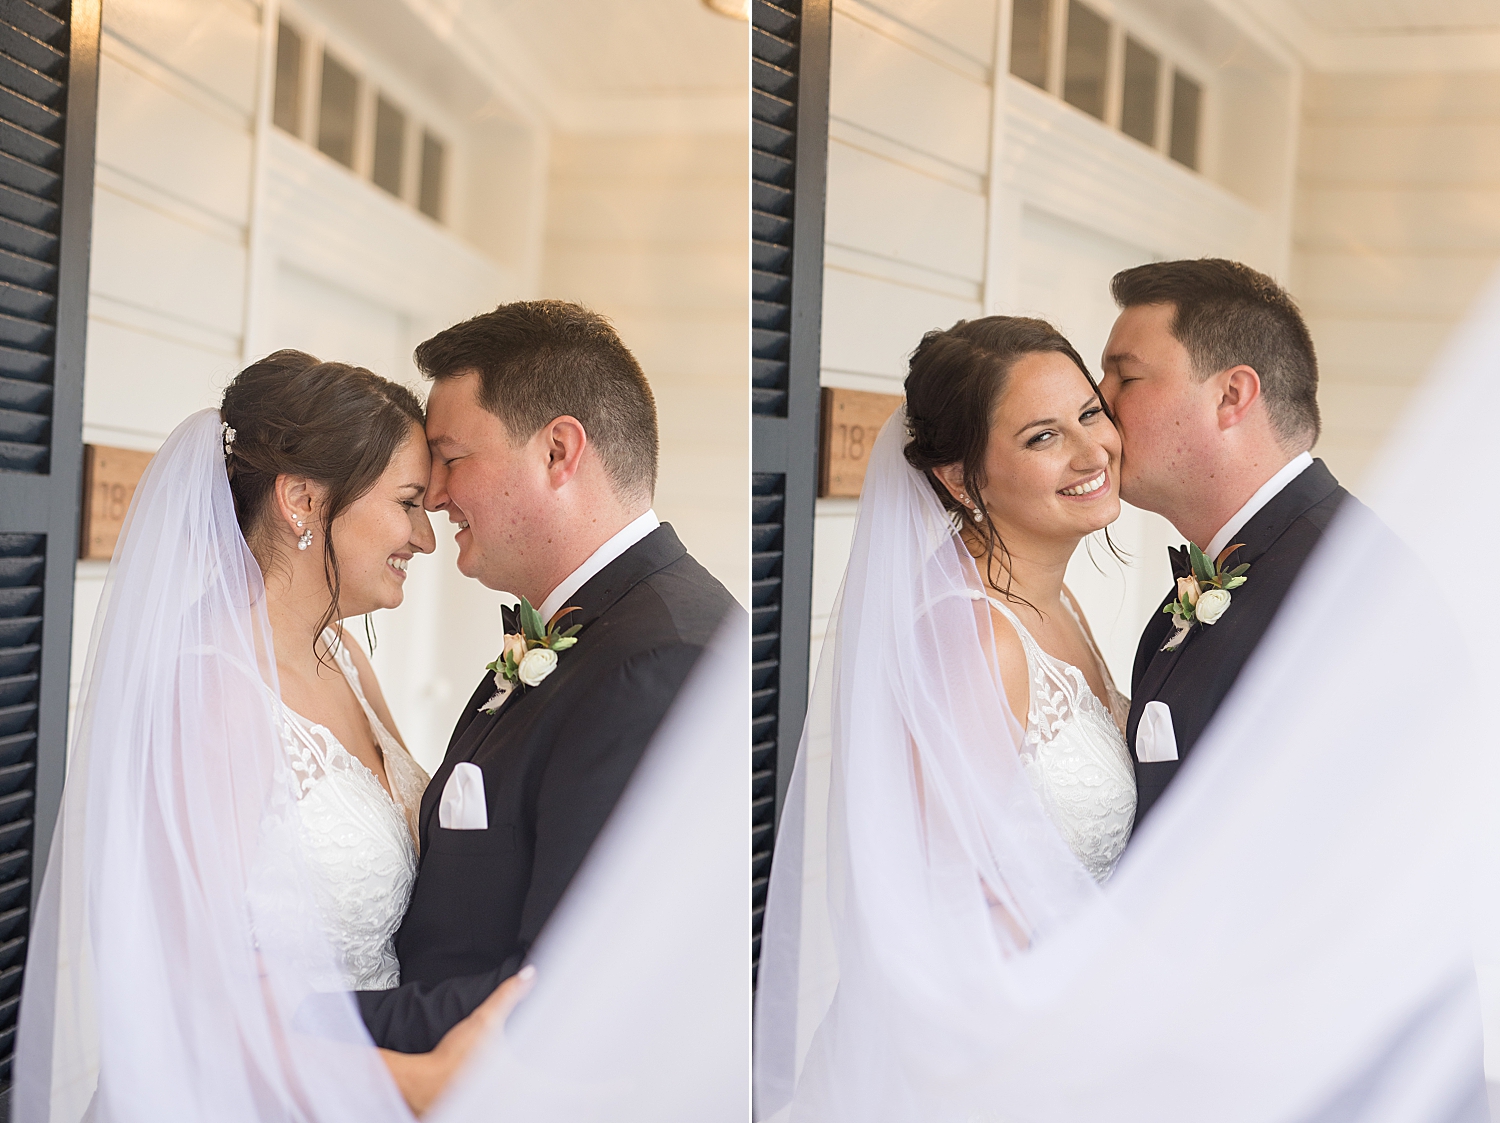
[0,0,99,1106]
[750,0,829,980]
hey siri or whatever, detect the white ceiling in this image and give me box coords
[484,0,746,97]
[1295,0,1500,35]
[314,0,746,132]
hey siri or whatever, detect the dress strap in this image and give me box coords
[1058,588,1120,697]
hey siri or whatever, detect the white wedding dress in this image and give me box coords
[275,631,429,989]
[987,597,1136,882]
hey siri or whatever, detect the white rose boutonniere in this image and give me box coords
[518,647,558,686]
[1161,543,1250,652]
[479,597,582,713]
[1194,587,1232,625]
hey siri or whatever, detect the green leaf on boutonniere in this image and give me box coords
[561,624,583,638]
[1190,544,1215,583]
[551,636,578,651]
[1227,563,1250,578]
[519,597,547,642]
[1225,576,1247,589]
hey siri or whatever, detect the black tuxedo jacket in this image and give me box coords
[358,524,735,1051]
[1128,459,1351,827]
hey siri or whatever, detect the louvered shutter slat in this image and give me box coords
[0,1,66,48]
[0,20,65,75]
[750,0,828,982]
[0,0,97,1094]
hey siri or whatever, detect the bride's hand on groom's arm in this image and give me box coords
[379,965,536,1116]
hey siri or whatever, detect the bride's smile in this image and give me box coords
[1059,469,1108,498]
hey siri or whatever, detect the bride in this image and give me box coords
[16,351,520,1120]
[903,316,1136,880]
[754,315,1141,1118]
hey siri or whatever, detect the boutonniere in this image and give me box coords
[1162,543,1251,652]
[479,598,583,713]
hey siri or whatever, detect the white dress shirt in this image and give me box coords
[1204,451,1313,560]
[535,509,660,625]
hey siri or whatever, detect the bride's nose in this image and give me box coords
[1072,433,1112,469]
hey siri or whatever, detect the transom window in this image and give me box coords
[272,17,448,223]
[1009,0,1204,173]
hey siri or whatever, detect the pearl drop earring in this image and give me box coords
[294,516,312,551]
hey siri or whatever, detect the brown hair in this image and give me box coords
[903,316,1118,607]
[414,300,658,503]
[1110,258,1320,447]
[220,349,425,646]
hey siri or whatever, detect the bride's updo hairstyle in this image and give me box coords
[903,315,1113,600]
[220,349,425,640]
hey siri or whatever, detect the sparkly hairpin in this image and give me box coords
[222,421,237,459]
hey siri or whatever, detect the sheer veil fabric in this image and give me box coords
[755,279,1500,1120]
[15,407,749,1122]
[15,409,403,1122]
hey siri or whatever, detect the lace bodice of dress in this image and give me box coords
[990,597,1136,881]
[277,633,429,989]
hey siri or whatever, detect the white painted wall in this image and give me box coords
[1290,70,1500,486]
[812,0,1299,686]
[541,131,749,607]
[71,0,747,773]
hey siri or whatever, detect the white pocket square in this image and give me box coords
[438,762,488,830]
[1135,700,1179,763]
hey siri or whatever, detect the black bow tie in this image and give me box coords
[1168,545,1191,580]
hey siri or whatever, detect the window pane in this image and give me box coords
[372,95,405,197]
[1120,36,1158,146]
[317,50,358,169]
[1009,0,1050,91]
[1170,70,1202,170]
[1063,1,1109,121]
[272,20,301,135]
[418,131,445,221]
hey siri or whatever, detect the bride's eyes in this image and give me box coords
[1080,406,1104,423]
[400,500,422,511]
[1027,430,1057,447]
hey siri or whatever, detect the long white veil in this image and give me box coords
[755,279,1499,1119]
[15,407,749,1121]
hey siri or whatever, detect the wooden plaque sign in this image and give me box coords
[80,444,154,560]
[818,387,904,498]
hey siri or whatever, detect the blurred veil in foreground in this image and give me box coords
[13,405,748,1121]
[754,273,1500,1121]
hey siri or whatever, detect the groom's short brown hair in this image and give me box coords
[415,300,658,502]
[1111,258,1320,448]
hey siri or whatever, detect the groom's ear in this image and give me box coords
[540,415,589,488]
[1215,365,1262,431]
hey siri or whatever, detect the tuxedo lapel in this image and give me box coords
[1133,460,1343,715]
[460,523,689,763]
[419,526,692,842]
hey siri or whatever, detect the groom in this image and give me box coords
[1099,259,1352,827]
[358,301,735,1053]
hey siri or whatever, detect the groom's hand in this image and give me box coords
[378,965,536,1116]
